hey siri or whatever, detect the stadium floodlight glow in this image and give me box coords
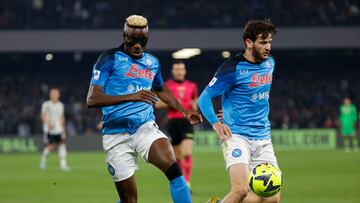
[222,51,231,58]
[45,53,53,61]
[172,48,201,59]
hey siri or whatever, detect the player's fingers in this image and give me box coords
[224,125,232,138]
[143,90,158,99]
[140,98,154,105]
[141,94,158,104]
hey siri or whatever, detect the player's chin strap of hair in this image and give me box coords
[165,163,183,181]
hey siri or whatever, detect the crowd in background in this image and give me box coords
[1,65,359,136]
[0,0,359,29]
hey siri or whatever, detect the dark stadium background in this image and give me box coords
[0,1,360,203]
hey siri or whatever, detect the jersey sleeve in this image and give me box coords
[90,50,115,87]
[41,102,48,114]
[198,60,237,125]
[152,62,165,91]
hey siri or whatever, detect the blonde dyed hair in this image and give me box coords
[124,15,149,31]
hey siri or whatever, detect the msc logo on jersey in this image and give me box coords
[208,77,217,87]
[232,149,242,158]
[93,70,101,80]
[124,64,154,80]
[128,84,151,93]
[248,73,272,88]
[251,91,269,102]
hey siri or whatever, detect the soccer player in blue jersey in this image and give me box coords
[198,20,280,203]
[86,15,202,203]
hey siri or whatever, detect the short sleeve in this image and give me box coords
[152,63,165,91]
[204,60,237,97]
[41,102,48,114]
[90,50,115,87]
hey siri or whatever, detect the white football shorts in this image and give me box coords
[222,135,278,170]
[103,121,168,182]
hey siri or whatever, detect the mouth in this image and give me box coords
[132,51,142,58]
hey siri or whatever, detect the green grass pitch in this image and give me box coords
[1,149,360,203]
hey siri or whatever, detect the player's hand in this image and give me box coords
[183,110,203,125]
[61,132,67,140]
[216,109,223,122]
[213,122,232,141]
[129,90,158,104]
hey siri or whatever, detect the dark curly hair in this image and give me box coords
[243,20,277,45]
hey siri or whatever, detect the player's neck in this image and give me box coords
[243,50,261,63]
[173,79,184,83]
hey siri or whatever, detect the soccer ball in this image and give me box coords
[249,163,283,197]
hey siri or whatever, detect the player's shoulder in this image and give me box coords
[185,80,197,87]
[42,100,50,106]
[142,52,160,67]
[267,54,275,63]
[216,53,247,76]
[94,48,120,70]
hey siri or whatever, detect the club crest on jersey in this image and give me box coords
[93,70,101,80]
[145,57,153,66]
[124,64,154,80]
[248,73,272,88]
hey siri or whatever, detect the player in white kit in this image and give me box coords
[40,88,70,171]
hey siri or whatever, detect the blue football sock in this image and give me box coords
[170,176,192,203]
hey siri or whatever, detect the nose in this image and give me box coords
[134,43,141,50]
[265,43,271,51]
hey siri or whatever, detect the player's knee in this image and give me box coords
[165,162,183,181]
[231,186,249,199]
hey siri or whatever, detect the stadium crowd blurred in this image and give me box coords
[1,67,359,136]
[0,0,359,29]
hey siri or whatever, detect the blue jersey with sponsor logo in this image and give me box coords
[198,53,275,140]
[90,45,164,135]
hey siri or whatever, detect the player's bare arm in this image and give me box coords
[86,85,158,108]
[153,85,202,124]
[41,112,52,129]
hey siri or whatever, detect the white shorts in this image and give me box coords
[103,121,168,182]
[222,135,278,170]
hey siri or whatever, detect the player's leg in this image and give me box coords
[148,138,192,203]
[40,134,55,170]
[181,119,194,187]
[181,138,193,187]
[58,140,70,171]
[350,135,359,151]
[343,135,351,152]
[114,176,137,203]
[222,163,251,202]
[209,136,251,203]
[243,139,281,203]
[168,119,186,179]
[104,134,138,203]
[136,122,191,203]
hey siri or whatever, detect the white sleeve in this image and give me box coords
[41,101,48,114]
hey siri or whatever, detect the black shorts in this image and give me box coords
[167,118,194,146]
[47,134,63,144]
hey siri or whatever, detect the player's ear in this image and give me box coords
[245,39,253,49]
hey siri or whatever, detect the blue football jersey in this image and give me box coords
[90,46,164,135]
[198,53,275,140]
